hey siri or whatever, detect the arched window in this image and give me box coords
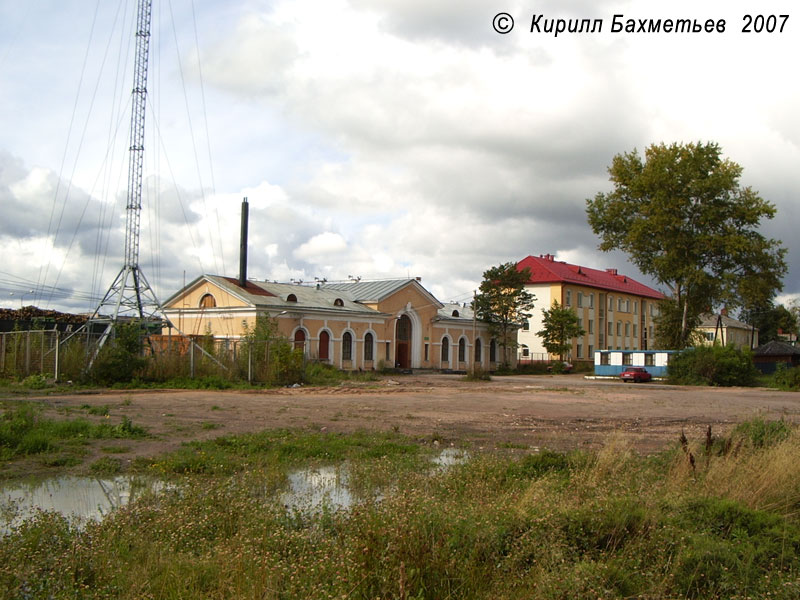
[458,338,466,362]
[342,331,353,361]
[199,293,216,308]
[287,293,298,302]
[441,337,449,362]
[293,329,306,351]
[364,332,374,361]
[489,339,497,362]
[452,309,460,317]
[334,298,344,307]
[475,338,482,362]
[319,330,330,361]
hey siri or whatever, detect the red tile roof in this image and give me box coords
[517,255,664,300]
[221,277,276,297]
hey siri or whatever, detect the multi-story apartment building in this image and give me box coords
[516,254,665,363]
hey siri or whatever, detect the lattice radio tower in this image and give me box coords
[90,0,162,346]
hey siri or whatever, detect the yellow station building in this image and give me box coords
[162,275,510,371]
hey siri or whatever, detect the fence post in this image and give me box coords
[25,331,31,376]
[247,342,252,383]
[54,330,60,381]
[189,341,195,379]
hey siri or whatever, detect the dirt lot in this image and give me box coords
[21,373,800,471]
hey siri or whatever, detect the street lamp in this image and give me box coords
[8,290,34,308]
[21,289,34,308]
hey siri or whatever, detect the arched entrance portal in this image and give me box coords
[395,314,412,369]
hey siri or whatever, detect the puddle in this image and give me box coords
[431,447,470,469]
[279,449,470,514]
[2,449,473,529]
[0,475,167,533]
[279,465,354,513]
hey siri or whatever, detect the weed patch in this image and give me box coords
[731,416,792,448]
[0,402,148,462]
[90,457,122,475]
[146,429,421,476]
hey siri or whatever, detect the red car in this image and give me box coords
[620,367,652,383]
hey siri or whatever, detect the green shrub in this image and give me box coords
[270,341,305,385]
[668,345,758,386]
[89,322,148,384]
[304,362,347,385]
[771,363,800,391]
[21,374,49,390]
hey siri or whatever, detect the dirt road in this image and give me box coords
[28,374,800,468]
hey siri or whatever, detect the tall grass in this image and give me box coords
[2,422,800,599]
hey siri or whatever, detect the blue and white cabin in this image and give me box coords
[593,350,677,378]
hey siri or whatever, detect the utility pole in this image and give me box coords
[471,290,477,374]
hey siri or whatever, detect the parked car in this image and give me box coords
[620,367,652,383]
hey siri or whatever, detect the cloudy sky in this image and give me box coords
[1,0,798,313]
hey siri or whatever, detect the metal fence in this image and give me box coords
[1,330,61,379]
[517,353,550,364]
[0,329,298,384]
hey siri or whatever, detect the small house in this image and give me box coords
[752,340,800,374]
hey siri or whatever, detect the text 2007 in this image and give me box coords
[742,14,789,33]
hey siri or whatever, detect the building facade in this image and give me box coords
[161,275,510,371]
[516,254,664,363]
[695,313,756,349]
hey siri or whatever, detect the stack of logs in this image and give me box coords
[0,306,88,326]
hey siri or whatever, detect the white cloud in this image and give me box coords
[293,232,348,261]
[0,0,798,312]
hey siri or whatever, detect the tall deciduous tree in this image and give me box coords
[741,303,798,345]
[473,262,536,367]
[586,141,786,348]
[537,300,586,361]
